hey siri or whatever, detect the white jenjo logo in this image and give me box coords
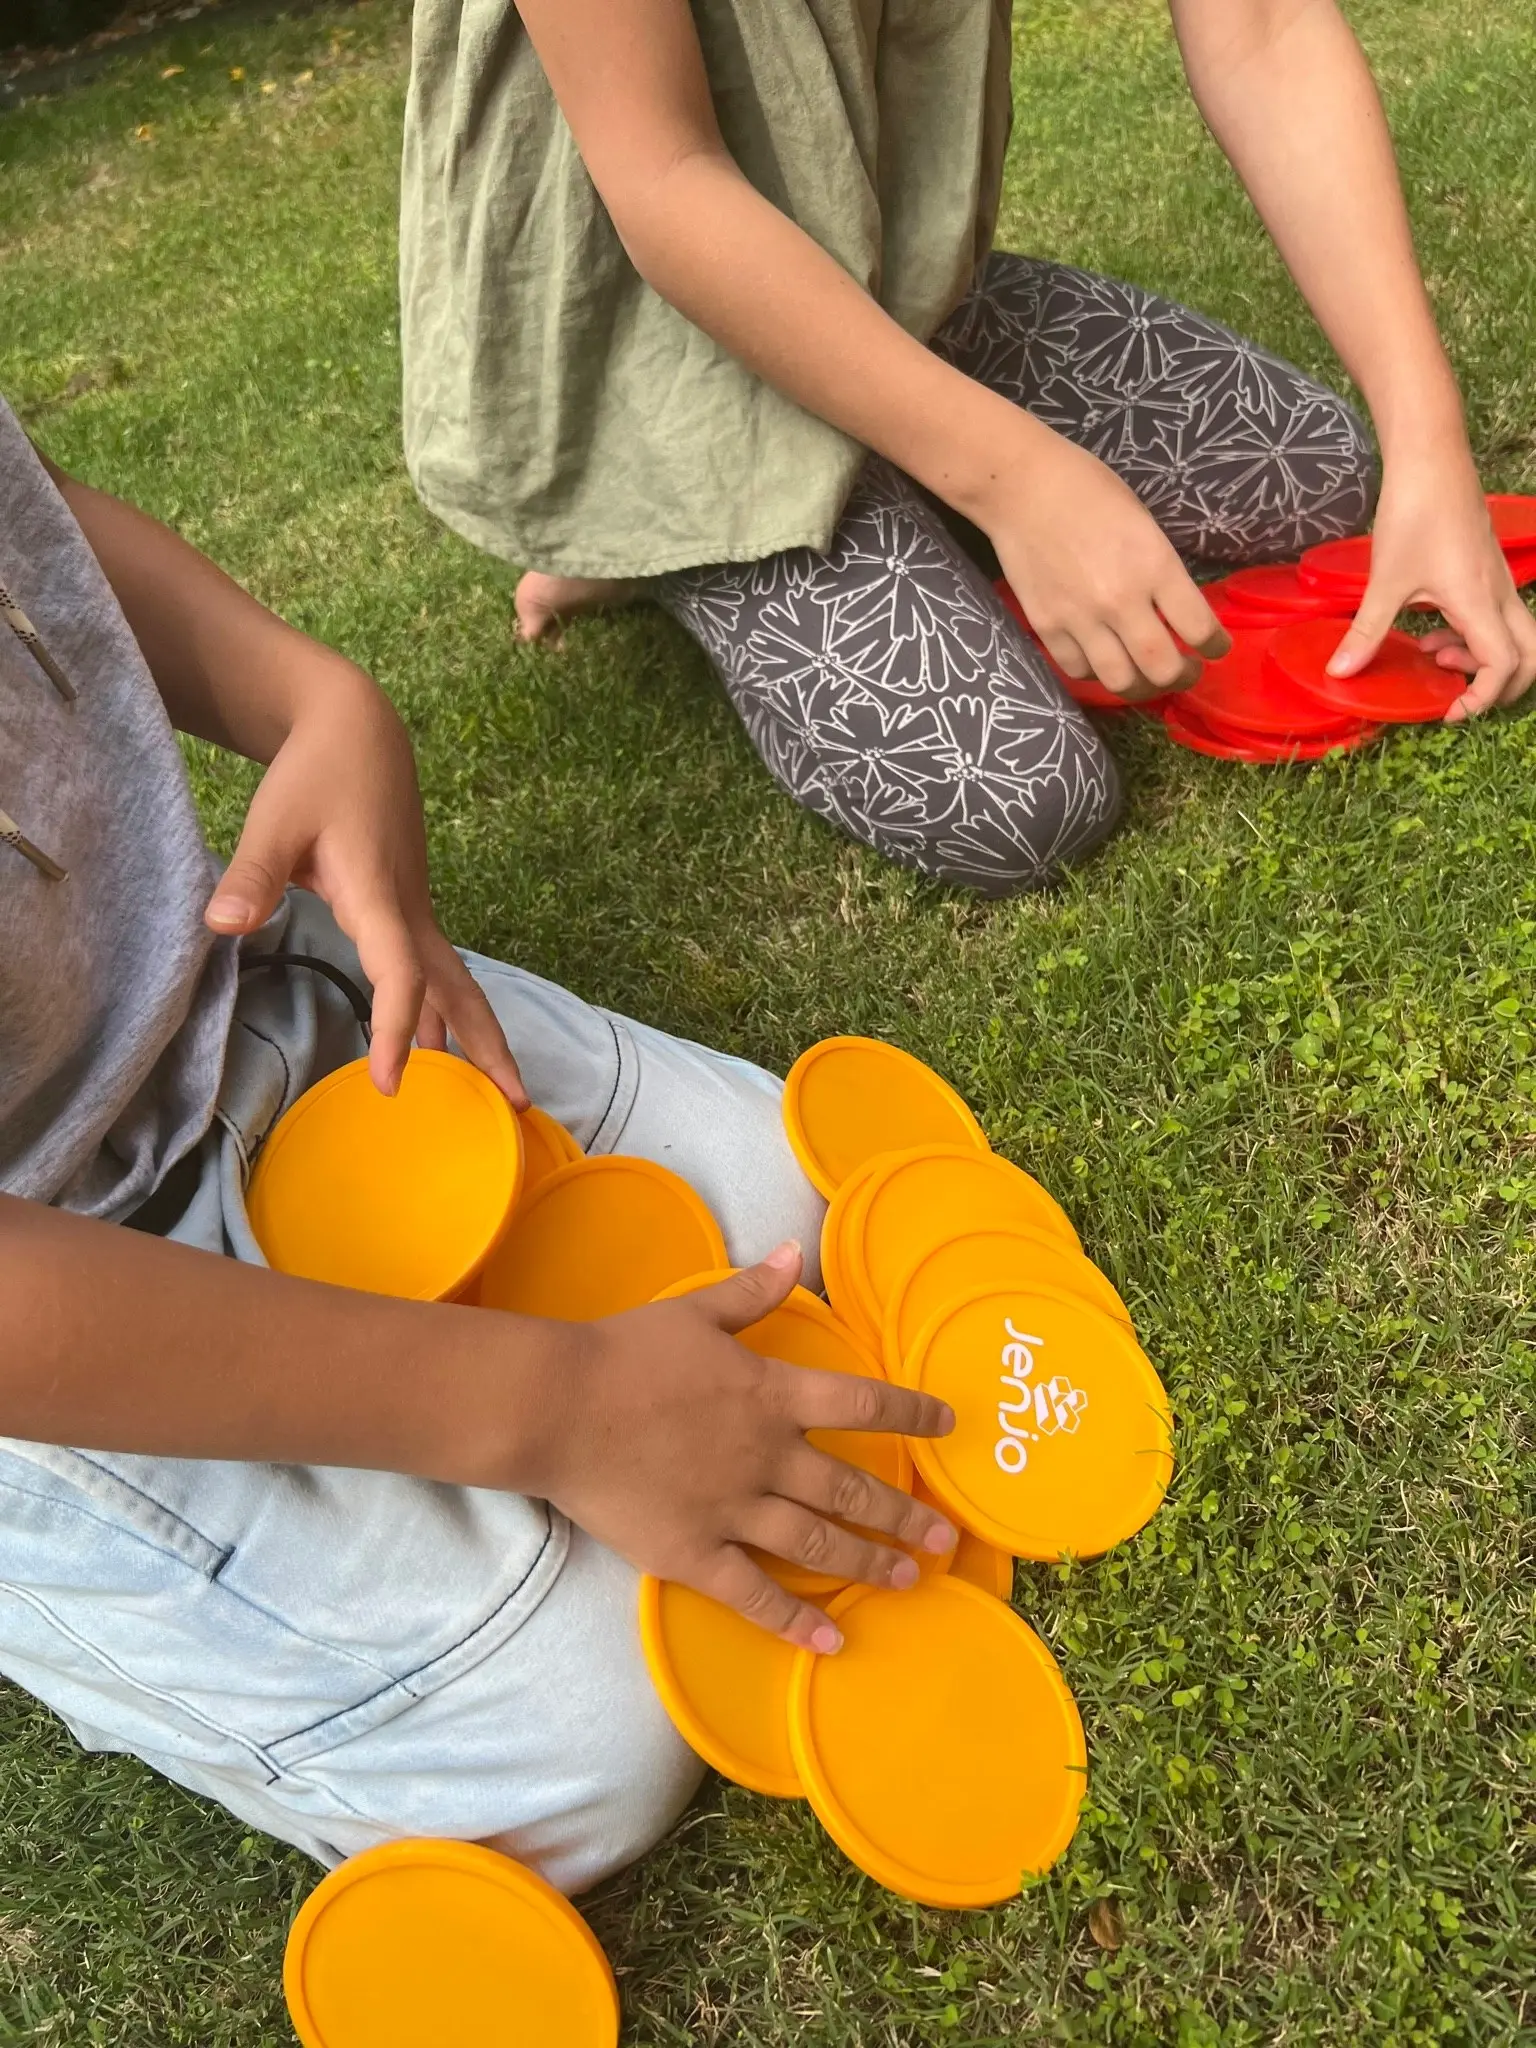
[994,1318,1089,1474]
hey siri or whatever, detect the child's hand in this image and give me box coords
[979,422,1231,700]
[521,1246,958,1650]
[1325,443,1536,720]
[204,666,528,1105]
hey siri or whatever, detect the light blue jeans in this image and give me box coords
[0,894,825,1892]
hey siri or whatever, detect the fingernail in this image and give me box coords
[890,1556,919,1589]
[205,897,249,929]
[765,1240,801,1270]
[924,1521,957,1554]
[811,1623,842,1654]
[936,1404,956,1434]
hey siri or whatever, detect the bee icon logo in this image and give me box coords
[994,1319,1089,1474]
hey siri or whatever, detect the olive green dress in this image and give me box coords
[400,0,1013,580]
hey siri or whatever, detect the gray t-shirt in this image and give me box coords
[0,396,237,1218]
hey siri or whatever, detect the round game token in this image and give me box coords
[783,1037,988,1198]
[652,1275,910,1596]
[247,1050,522,1303]
[913,1474,1012,1599]
[1221,564,1337,619]
[885,1226,1133,1380]
[1163,695,1382,763]
[1505,543,1536,588]
[896,1283,1173,1561]
[284,1838,618,2048]
[1488,494,1536,547]
[1297,536,1371,603]
[517,1104,583,1210]
[1267,618,1464,724]
[638,1576,803,1798]
[787,1577,1085,1906]
[1179,626,1358,739]
[855,1146,1080,1328]
[477,1156,727,1318]
[819,1156,886,1348]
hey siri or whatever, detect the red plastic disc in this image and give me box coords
[1163,695,1381,762]
[1266,618,1463,724]
[1204,584,1301,632]
[1220,565,1336,620]
[1179,626,1356,739]
[1505,543,1536,589]
[1297,537,1371,603]
[1488,495,1536,547]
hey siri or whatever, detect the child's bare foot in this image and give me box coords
[515,571,645,644]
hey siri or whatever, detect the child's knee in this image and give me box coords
[476,1533,707,1896]
[888,726,1124,897]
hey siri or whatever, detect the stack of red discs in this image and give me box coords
[993,491,1534,763]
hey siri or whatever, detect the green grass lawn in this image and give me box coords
[3,1,1535,2040]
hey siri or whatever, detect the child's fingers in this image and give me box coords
[352,909,427,1097]
[1327,580,1402,679]
[416,1001,449,1053]
[782,1364,954,1443]
[784,1443,955,1555]
[1157,575,1231,663]
[204,793,301,936]
[743,1497,919,1591]
[693,1246,804,1333]
[699,1545,843,1653]
[1498,596,1536,705]
[423,938,530,1108]
[1441,606,1524,722]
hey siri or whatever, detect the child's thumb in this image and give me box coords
[205,815,297,936]
[1326,585,1398,678]
[696,1242,804,1334]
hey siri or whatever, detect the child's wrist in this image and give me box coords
[402,1306,591,1499]
[923,398,1054,534]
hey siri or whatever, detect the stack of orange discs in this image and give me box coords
[782,1037,1173,1570]
[640,1567,1085,1907]
[635,1035,1175,1910]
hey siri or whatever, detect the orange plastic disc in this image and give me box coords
[819,1156,884,1346]
[283,1838,617,2048]
[857,1147,1080,1324]
[898,1284,1173,1561]
[783,1037,988,1198]
[638,1576,803,1799]
[788,1578,1085,1906]
[820,1157,888,1348]
[652,1275,909,1596]
[247,1051,522,1303]
[913,1474,1011,1600]
[477,1156,727,1318]
[885,1226,1133,1377]
[517,1105,583,1210]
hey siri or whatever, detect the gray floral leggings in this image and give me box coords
[659,254,1379,895]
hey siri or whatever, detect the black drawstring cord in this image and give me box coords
[238,952,373,1041]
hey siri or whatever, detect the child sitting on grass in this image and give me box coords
[0,393,954,1892]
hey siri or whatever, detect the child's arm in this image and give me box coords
[1171,0,1536,716]
[515,0,1227,705]
[0,1198,953,1649]
[39,455,525,1101]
